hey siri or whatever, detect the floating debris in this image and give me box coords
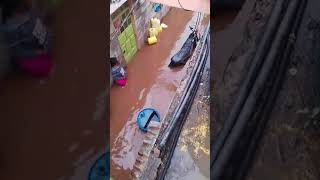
[310,106,320,118]
[296,107,310,114]
[289,67,298,76]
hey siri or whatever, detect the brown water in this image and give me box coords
[0,1,107,180]
[109,8,197,180]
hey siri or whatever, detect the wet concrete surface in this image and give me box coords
[247,0,320,179]
[212,0,320,179]
[165,50,210,180]
[110,8,195,179]
[211,0,268,141]
[0,1,107,180]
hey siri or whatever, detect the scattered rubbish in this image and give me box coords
[111,0,121,3]
[149,28,158,37]
[151,18,161,29]
[115,79,127,87]
[169,29,199,67]
[157,26,163,33]
[148,36,157,45]
[147,17,166,45]
[153,3,162,13]
[296,107,310,114]
[137,108,160,132]
[161,23,168,29]
[203,95,210,99]
[202,96,210,103]
[310,106,320,118]
[111,64,127,87]
[289,67,298,76]
[297,106,320,122]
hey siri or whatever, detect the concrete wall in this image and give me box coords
[110,17,125,64]
[131,0,171,49]
[109,0,171,65]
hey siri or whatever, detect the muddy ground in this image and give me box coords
[213,0,320,179]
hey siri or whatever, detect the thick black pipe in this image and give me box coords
[160,25,210,148]
[211,0,286,166]
[157,32,210,180]
[212,0,300,178]
[234,1,307,179]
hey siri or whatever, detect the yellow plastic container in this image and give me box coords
[157,26,163,33]
[151,18,160,29]
[149,28,158,37]
[148,36,157,45]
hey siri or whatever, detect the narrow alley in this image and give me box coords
[110,5,210,179]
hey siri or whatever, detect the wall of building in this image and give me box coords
[131,0,171,49]
[109,0,171,65]
[110,17,125,64]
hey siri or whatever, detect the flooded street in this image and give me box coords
[110,8,209,179]
[0,1,107,180]
[110,8,192,179]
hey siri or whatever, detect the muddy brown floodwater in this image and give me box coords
[109,8,203,180]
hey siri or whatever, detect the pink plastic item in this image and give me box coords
[115,79,127,87]
[16,54,52,77]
